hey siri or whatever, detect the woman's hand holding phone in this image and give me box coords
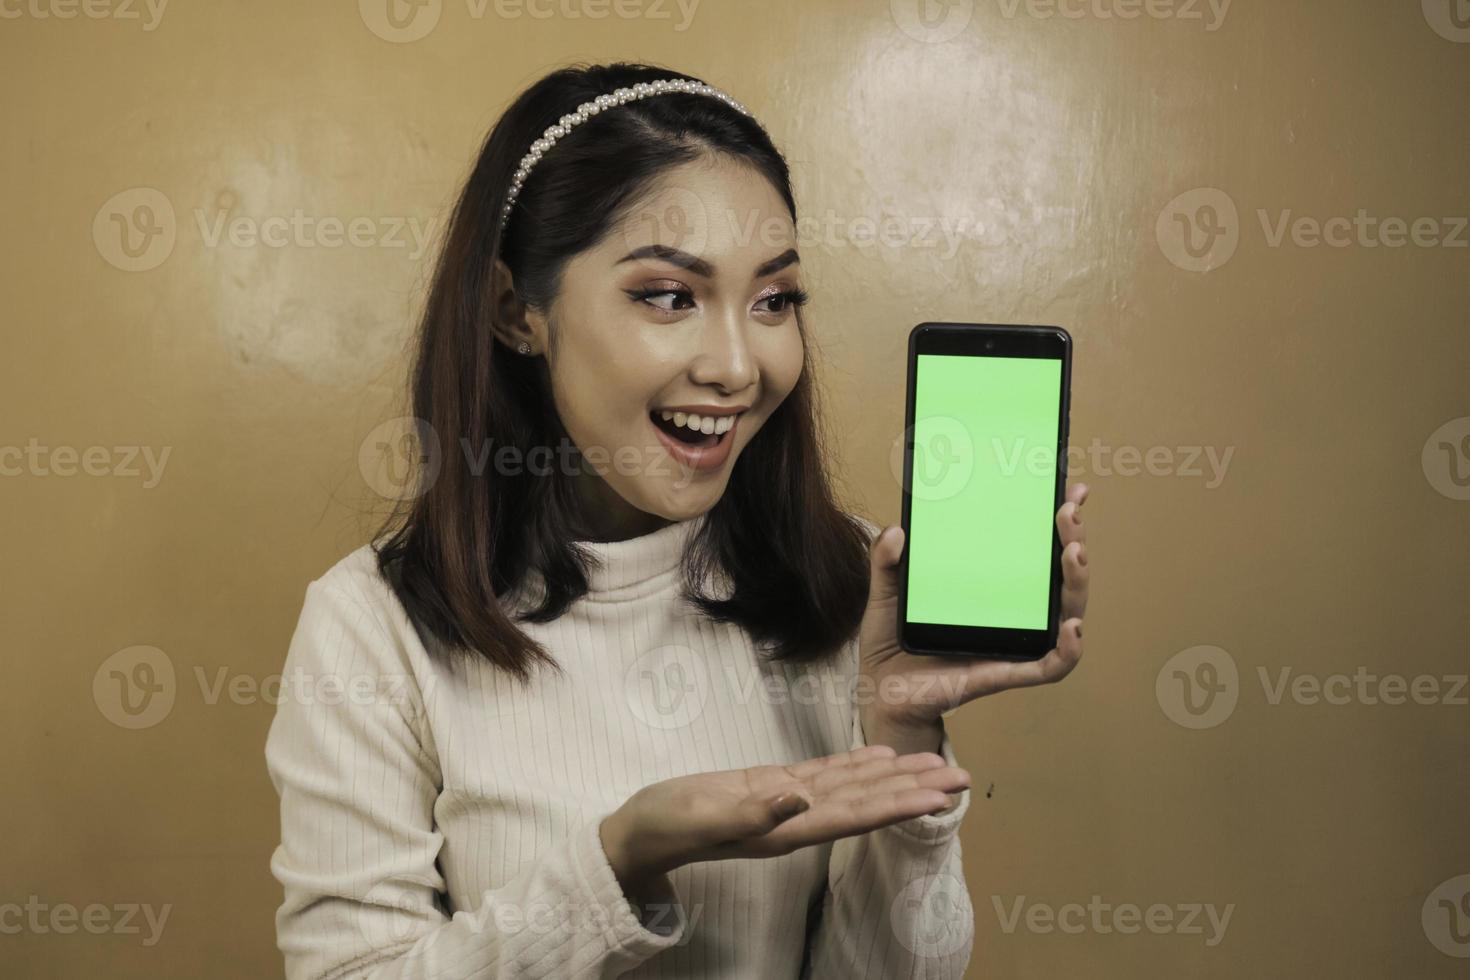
[856,482,1092,758]
[598,744,970,908]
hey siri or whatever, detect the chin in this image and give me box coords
[646,482,725,518]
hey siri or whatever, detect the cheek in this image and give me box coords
[554,364,651,444]
[761,326,805,399]
[546,312,657,434]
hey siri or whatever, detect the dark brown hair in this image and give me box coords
[373,62,872,682]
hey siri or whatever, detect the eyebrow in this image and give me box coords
[615,244,800,280]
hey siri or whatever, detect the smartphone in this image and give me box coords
[897,323,1072,660]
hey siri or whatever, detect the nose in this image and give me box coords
[689,304,758,396]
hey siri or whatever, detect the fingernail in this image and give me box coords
[1078,547,1087,567]
[1072,508,1082,525]
[1076,622,1083,639]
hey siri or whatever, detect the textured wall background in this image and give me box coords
[3,1,1468,976]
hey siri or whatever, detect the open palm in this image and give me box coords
[608,744,970,881]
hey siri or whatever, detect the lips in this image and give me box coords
[648,411,738,472]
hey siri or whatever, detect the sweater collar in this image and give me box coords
[570,512,707,595]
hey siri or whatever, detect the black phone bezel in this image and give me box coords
[897,322,1073,661]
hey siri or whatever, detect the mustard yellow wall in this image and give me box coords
[4,1,1468,976]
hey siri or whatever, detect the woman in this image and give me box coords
[264,62,1090,979]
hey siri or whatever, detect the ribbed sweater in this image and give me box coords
[264,512,974,979]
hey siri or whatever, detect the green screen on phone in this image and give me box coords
[907,353,1063,630]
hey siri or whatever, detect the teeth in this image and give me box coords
[658,410,737,435]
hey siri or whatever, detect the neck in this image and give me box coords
[570,465,673,543]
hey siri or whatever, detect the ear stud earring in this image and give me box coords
[517,342,532,355]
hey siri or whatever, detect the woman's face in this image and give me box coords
[524,155,806,538]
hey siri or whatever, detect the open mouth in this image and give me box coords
[649,410,737,450]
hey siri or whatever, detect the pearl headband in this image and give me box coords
[498,78,752,237]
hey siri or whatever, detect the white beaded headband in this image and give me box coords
[498,78,752,237]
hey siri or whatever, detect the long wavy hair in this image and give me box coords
[372,62,872,683]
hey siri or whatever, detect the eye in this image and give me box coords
[625,286,696,313]
[754,287,809,317]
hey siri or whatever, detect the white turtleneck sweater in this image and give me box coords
[264,512,974,979]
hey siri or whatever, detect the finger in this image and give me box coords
[962,618,1084,699]
[825,766,971,805]
[1057,499,1087,548]
[824,787,958,835]
[1066,482,1089,509]
[806,751,948,796]
[701,788,812,844]
[783,744,895,781]
[867,524,906,606]
[1061,539,1089,621]
[688,789,818,858]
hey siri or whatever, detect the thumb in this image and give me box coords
[735,790,811,838]
[867,525,905,605]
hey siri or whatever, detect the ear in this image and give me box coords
[488,258,548,355]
